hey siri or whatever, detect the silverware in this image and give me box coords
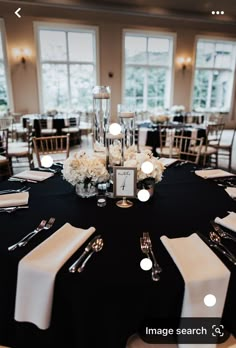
[18,217,55,247]
[69,234,101,272]
[210,220,236,243]
[8,217,55,251]
[8,219,47,251]
[143,232,162,273]
[140,237,160,282]
[77,238,104,272]
[0,186,30,195]
[8,177,38,183]
[198,233,236,265]
[0,205,29,213]
[38,167,57,173]
[209,232,236,262]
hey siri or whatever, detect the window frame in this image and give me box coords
[122,28,176,111]
[191,35,236,113]
[34,21,99,113]
[0,18,13,114]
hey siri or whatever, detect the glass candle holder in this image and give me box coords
[93,86,111,150]
[117,104,136,148]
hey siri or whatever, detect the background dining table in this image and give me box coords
[0,163,235,348]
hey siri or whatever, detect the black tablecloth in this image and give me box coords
[0,164,235,348]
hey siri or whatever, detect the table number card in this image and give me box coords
[113,167,137,208]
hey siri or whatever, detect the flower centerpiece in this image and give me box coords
[150,114,169,124]
[62,151,109,198]
[124,148,165,196]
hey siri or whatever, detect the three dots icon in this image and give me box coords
[212,11,224,15]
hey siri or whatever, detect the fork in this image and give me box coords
[140,237,160,282]
[143,232,162,273]
[18,217,56,247]
[0,206,29,213]
[8,219,47,251]
[8,217,55,251]
[0,186,30,195]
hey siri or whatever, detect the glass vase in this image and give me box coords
[75,182,97,198]
[93,86,111,150]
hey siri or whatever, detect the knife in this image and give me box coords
[68,234,101,273]
[210,220,236,243]
[198,232,236,265]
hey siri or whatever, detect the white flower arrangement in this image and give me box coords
[124,148,165,184]
[150,114,169,124]
[62,151,109,186]
[171,105,185,113]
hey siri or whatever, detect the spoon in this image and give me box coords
[77,238,104,272]
[209,232,236,262]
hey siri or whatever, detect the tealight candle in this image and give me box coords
[97,197,107,207]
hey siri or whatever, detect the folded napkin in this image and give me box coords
[215,212,236,233]
[0,192,29,208]
[159,157,178,167]
[225,187,236,199]
[161,233,230,348]
[195,169,235,179]
[13,170,54,182]
[14,223,96,329]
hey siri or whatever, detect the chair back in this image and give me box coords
[0,128,9,157]
[206,123,224,146]
[174,135,204,164]
[159,125,184,157]
[33,134,70,167]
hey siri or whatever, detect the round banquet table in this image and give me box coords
[0,163,235,348]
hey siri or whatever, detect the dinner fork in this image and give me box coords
[0,186,30,195]
[143,232,162,273]
[8,217,55,251]
[18,217,56,247]
[0,205,29,213]
[140,237,160,282]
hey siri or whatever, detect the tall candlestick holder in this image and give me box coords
[117,104,136,148]
[93,86,111,151]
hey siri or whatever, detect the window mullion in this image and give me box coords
[65,31,72,110]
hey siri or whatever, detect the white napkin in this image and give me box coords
[225,187,236,199]
[215,212,236,233]
[195,169,235,179]
[0,192,29,208]
[13,170,54,182]
[159,157,178,167]
[14,223,96,329]
[161,233,230,348]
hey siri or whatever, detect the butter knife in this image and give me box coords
[210,220,236,243]
[68,235,101,273]
[198,233,236,265]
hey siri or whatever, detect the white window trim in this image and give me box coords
[34,21,99,113]
[122,28,176,110]
[0,18,13,113]
[191,35,236,113]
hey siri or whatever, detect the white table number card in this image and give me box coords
[113,167,137,198]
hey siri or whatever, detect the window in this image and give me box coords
[123,30,174,112]
[36,23,98,112]
[192,38,236,112]
[0,19,11,113]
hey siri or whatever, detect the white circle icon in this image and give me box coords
[212,11,215,14]
[109,123,121,135]
[204,294,216,307]
[140,258,152,271]
[137,189,150,202]
[221,11,224,14]
[41,155,53,168]
[141,161,154,174]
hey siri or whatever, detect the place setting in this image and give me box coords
[0,188,30,213]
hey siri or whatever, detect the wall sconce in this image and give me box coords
[177,56,192,72]
[12,48,32,65]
